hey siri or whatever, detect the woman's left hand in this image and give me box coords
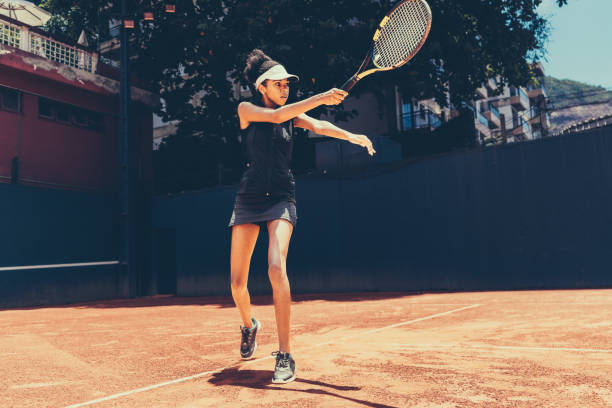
[348,134,376,156]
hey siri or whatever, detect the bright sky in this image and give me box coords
[537,0,612,88]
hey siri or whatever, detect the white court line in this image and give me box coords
[65,356,274,408]
[0,261,119,272]
[64,303,481,408]
[315,303,482,346]
[468,302,612,305]
[377,342,612,354]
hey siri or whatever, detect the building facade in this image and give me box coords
[0,14,158,192]
[469,63,550,145]
[302,63,550,168]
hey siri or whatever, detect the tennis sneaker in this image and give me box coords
[239,317,261,359]
[271,351,296,384]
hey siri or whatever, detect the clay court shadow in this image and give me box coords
[208,367,398,408]
[7,291,425,310]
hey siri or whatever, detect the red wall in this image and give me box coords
[0,64,153,192]
[0,105,18,180]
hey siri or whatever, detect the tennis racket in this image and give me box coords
[341,0,432,92]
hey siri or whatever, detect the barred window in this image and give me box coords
[0,86,21,112]
[38,97,53,119]
[38,97,104,132]
[55,103,71,124]
[89,111,104,130]
[73,108,89,127]
[0,23,20,48]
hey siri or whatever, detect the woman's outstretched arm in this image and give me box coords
[238,89,347,125]
[294,114,376,156]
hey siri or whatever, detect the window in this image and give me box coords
[0,86,20,112]
[38,97,54,119]
[89,112,104,131]
[73,108,88,127]
[55,104,71,124]
[401,102,413,131]
[38,97,105,131]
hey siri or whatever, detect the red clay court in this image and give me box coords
[1,289,611,407]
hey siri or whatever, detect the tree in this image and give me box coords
[35,0,569,191]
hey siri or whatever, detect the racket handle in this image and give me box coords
[341,75,359,92]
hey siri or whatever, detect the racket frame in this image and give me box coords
[341,0,432,91]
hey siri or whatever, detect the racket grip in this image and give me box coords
[341,75,359,92]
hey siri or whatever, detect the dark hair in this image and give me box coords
[243,49,280,104]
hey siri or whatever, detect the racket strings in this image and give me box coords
[373,0,431,68]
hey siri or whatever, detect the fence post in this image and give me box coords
[11,157,19,184]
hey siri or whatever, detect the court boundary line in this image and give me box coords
[0,261,119,272]
[315,303,482,346]
[64,358,269,408]
[376,342,612,353]
[64,303,481,408]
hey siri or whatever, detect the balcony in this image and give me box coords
[482,135,501,147]
[529,115,542,130]
[476,109,489,127]
[512,116,531,139]
[462,103,491,141]
[528,108,542,131]
[475,84,488,99]
[508,86,529,111]
[476,125,491,142]
[527,84,547,99]
[0,15,97,73]
[400,108,442,132]
[481,102,501,129]
[526,106,552,132]
[462,104,490,141]
[485,77,497,93]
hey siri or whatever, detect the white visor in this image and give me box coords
[254,64,299,89]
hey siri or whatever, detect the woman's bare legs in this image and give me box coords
[267,219,294,352]
[230,223,260,328]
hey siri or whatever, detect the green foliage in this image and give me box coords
[34,0,569,191]
[34,1,113,46]
[35,0,565,123]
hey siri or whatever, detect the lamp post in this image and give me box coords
[119,1,175,297]
[119,0,134,296]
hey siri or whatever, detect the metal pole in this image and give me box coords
[540,96,548,138]
[12,92,21,184]
[120,0,136,297]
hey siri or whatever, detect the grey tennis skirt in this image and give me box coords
[228,200,297,228]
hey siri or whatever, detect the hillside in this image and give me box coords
[543,77,612,132]
[550,102,612,133]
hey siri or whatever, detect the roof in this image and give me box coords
[0,0,51,27]
[557,112,612,135]
[0,43,160,109]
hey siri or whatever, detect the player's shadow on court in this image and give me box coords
[208,367,398,408]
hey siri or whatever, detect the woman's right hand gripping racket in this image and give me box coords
[341,0,432,92]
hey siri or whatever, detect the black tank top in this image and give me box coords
[234,119,296,210]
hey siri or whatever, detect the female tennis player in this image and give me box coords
[229,49,375,384]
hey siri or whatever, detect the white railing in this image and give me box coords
[0,17,97,73]
[0,20,21,48]
[29,31,94,72]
